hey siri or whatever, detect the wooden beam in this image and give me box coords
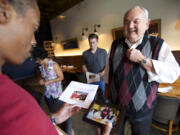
[38,0,84,20]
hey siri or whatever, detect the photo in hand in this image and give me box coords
[59,81,98,109]
[86,72,100,83]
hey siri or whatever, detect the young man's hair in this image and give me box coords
[32,47,48,60]
[7,0,36,16]
[88,33,99,41]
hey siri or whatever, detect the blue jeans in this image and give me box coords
[45,96,72,135]
[91,81,107,102]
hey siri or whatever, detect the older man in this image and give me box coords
[106,6,180,135]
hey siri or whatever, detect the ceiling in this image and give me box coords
[38,0,84,22]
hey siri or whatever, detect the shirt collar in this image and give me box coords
[125,36,144,49]
[89,47,99,53]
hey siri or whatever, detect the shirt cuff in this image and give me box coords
[147,60,160,82]
[147,71,159,82]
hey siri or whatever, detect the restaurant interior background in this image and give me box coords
[50,0,180,56]
[3,0,180,79]
[2,0,180,134]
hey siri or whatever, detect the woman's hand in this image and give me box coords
[39,79,45,86]
[44,80,51,86]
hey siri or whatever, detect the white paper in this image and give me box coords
[158,86,172,93]
[59,81,99,109]
[86,72,100,83]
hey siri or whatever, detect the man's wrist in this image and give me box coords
[140,57,147,65]
[141,58,147,65]
[50,113,57,125]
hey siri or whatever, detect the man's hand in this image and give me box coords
[102,123,113,135]
[99,70,105,77]
[126,49,156,73]
[126,49,145,63]
[82,65,88,73]
[53,103,81,124]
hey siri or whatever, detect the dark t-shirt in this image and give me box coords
[0,75,58,135]
[82,48,107,79]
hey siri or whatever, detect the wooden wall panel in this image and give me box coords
[172,51,180,65]
[54,55,82,72]
[53,51,180,73]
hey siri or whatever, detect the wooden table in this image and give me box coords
[153,78,180,135]
[158,78,180,99]
[61,66,78,74]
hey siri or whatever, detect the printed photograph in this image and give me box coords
[86,103,120,127]
[89,74,96,79]
[70,91,88,102]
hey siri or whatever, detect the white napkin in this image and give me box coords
[158,86,172,93]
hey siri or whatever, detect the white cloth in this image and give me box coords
[104,37,180,84]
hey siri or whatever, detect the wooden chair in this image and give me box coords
[152,95,180,135]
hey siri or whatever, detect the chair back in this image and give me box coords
[153,95,180,124]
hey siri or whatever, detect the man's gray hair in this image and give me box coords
[125,6,149,20]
